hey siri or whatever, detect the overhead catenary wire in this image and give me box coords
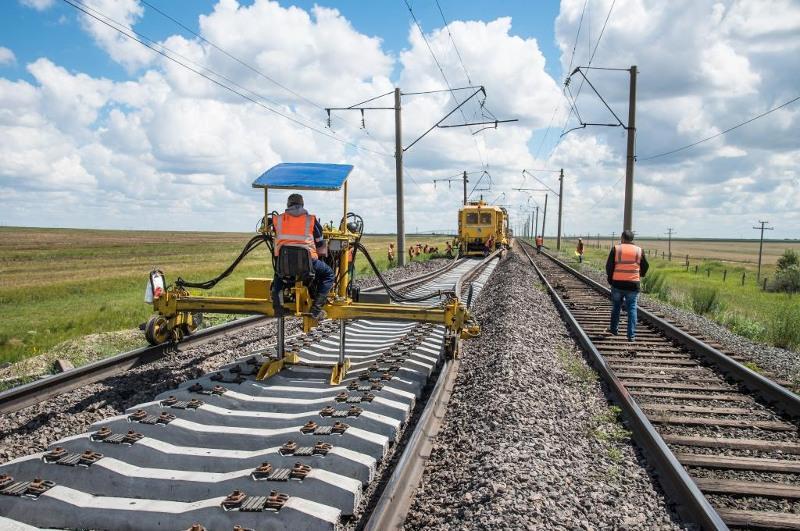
[638,95,800,161]
[62,0,392,159]
[402,0,489,169]
[548,0,617,160]
[140,0,403,157]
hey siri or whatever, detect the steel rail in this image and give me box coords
[517,240,727,530]
[539,248,800,417]
[0,315,269,414]
[364,249,501,530]
[0,257,462,415]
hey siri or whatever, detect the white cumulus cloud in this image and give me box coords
[0,47,16,66]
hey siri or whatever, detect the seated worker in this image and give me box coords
[271,193,335,320]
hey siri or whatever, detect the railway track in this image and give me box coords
[0,254,499,530]
[520,240,800,530]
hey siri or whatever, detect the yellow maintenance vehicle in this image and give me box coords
[142,162,478,384]
[457,200,509,257]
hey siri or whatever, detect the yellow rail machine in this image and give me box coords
[457,200,509,257]
[143,162,478,384]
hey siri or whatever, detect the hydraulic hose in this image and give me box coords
[176,233,273,290]
[355,242,454,303]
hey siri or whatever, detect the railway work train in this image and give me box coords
[457,200,510,257]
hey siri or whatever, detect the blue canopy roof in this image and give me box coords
[252,163,354,191]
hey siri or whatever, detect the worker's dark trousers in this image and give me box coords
[610,287,639,340]
[272,259,335,305]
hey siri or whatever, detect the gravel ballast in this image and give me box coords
[0,258,446,464]
[404,248,688,530]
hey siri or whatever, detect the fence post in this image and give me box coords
[707,269,710,278]
[723,270,727,282]
[741,272,746,286]
[762,277,768,291]
[695,265,698,274]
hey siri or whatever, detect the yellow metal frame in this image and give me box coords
[147,172,479,385]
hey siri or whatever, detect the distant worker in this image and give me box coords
[535,234,543,253]
[484,235,495,257]
[606,229,649,342]
[271,193,334,321]
[387,243,395,264]
[445,241,453,258]
[408,246,415,261]
[576,238,585,263]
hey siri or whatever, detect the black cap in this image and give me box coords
[287,193,304,207]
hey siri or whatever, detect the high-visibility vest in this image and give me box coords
[612,243,642,282]
[535,236,543,246]
[273,212,318,259]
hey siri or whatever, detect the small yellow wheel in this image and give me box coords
[144,315,170,345]
[180,312,203,337]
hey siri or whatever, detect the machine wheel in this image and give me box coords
[144,315,170,346]
[180,312,203,336]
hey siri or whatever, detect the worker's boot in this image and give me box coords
[310,293,328,321]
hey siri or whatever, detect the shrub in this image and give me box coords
[777,249,800,271]
[768,304,800,351]
[720,312,765,341]
[641,270,669,300]
[770,264,800,293]
[689,286,723,315]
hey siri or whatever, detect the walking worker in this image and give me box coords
[484,235,495,257]
[445,241,453,258]
[576,238,585,263]
[535,234,543,253]
[605,229,649,342]
[387,242,395,264]
[271,193,335,321]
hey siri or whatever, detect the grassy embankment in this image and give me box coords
[554,237,800,352]
[0,227,451,368]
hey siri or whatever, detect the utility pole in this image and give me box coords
[557,168,564,251]
[666,228,674,261]
[541,194,548,243]
[623,65,637,232]
[611,232,616,249]
[534,206,539,238]
[753,221,774,281]
[462,171,468,205]
[394,88,405,265]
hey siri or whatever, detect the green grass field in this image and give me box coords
[0,227,451,367]
[553,237,800,352]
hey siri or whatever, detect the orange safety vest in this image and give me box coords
[535,236,543,246]
[612,243,642,282]
[273,212,318,260]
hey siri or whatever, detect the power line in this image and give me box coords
[638,95,800,161]
[549,0,617,160]
[139,0,393,153]
[402,0,488,169]
[434,0,471,85]
[62,0,391,158]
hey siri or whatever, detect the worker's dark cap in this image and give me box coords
[621,229,635,242]
[287,193,304,207]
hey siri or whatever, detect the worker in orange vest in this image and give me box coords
[387,243,395,265]
[271,194,334,320]
[605,230,649,342]
[576,238,585,263]
[535,234,543,253]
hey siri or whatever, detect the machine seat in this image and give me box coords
[276,245,315,280]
